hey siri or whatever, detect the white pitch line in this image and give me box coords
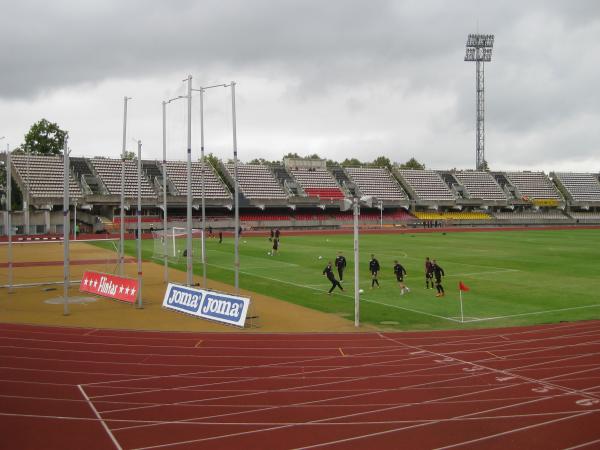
[563,437,600,449]
[463,304,600,323]
[208,262,460,323]
[78,384,122,450]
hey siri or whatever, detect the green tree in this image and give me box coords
[122,151,136,160]
[21,119,67,155]
[370,155,393,170]
[399,157,426,170]
[479,160,490,171]
[341,158,363,167]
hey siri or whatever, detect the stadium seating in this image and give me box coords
[494,211,568,220]
[289,168,346,199]
[224,163,288,200]
[414,211,491,220]
[345,167,408,201]
[453,171,507,201]
[569,212,600,220]
[397,170,455,200]
[504,172,562,200]
[163,161,231,200]
[553,173,600,202]
[90,158,156,198]
[11,154,83,200]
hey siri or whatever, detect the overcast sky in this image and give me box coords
[1,0,599,172]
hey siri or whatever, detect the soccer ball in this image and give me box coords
[267,251,271,256]
[359,289,364,294]
[243,240,247,243]
[318,256,322,260]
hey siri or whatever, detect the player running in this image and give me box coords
[432,259,445,297]
[323,261,344,295]
[393,260,410,295]
[425,257,434,289]
[369,254,380,288]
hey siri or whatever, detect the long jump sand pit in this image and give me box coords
[0,239,361,332]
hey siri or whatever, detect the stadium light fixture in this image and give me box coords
[161,95,186,283]
[120,96,132,277]
[464,33,494,171]
[191,83,227,289]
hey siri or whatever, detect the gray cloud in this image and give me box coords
[1,0,599,171]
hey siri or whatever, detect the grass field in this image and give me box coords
[105,228,600,330]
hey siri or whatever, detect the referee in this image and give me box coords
[323,261,344,295]
[335,252,347,281]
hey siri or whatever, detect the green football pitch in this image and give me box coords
[109,228,600,330]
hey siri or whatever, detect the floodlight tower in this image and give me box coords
[464,33,494,171]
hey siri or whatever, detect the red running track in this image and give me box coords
[1,321,599,449]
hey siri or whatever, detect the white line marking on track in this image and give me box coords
[436,411,594,450]
[78,385,122,450]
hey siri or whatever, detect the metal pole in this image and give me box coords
[353,198,360,327]
[380,200,383,228]
[199,88,207,288]
[231,81,240,293]
[185,75,193,286]
[120,96,129,276]
[137,140,143,308]
[162,101,168,283]
[25,147,29,235]
[6,143,13,293]
[460,290,464,323]
[63,138,70,316]
[74,202,77,240]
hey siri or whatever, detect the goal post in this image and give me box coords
[152,227,204,262]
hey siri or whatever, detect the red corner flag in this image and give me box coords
[459,281,470,292]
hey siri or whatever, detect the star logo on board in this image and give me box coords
[119,285,124,294]
[130,287,136,296]
[125,287,130,295]
[83,279,89,286]
[93,280,98,288]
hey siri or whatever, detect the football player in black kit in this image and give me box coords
[369,254,380,288]
[323,261,344,295]
[335,252,347,281]
[393,260,410,295]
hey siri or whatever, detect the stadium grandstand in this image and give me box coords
[2,152,600,237]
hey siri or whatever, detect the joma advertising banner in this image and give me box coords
[162,283,250,328]
[80,271,138,303]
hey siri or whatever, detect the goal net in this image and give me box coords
[152,227,205,262]
[0,238,129,288]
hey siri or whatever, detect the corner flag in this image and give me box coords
[459,281,470,292]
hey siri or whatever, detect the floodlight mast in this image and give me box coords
[464,33,494,171]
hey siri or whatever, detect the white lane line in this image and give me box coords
[436,411,594,449]
[563,437,600,449]
[78,384,122,450]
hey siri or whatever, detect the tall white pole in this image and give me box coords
[199,87,207,289]
[161,101,168,283]
[136,140,143,308]
[6,143,13,293]
[353,198,360,327]
[63,138,70,316]
[74,202,77,240]
[231,81,240,293]
[120,96,129,276]
[460,290,464,323]
[25,147,30,235]
[380,201,383,229]
[185,75,193,286]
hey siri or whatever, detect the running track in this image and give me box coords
[1,321,599,449]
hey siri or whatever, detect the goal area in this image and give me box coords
[151,227,205,262]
